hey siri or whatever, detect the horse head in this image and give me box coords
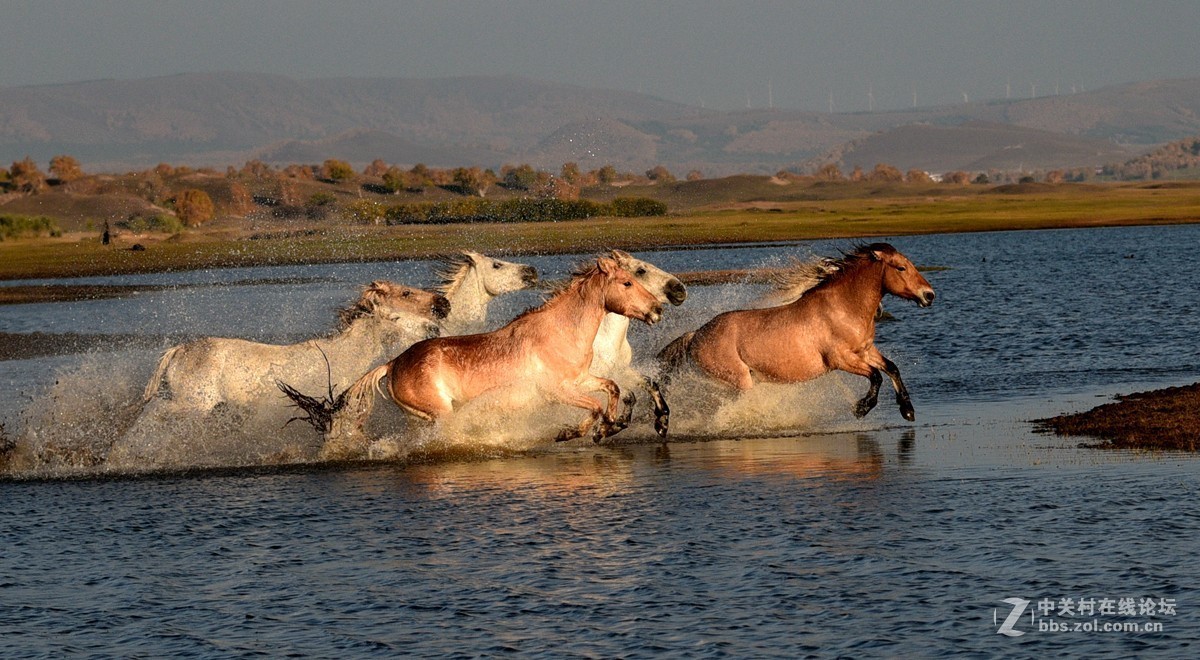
[610,249,687,306]
[596,257,663,325]
[347,281,451,336]
[869,244,936,307]
[463,251,539,297]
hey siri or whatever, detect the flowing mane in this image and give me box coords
[432,252,474,297]
[336,281,392,329]
[768,243,894,301]
[510,260,600,323]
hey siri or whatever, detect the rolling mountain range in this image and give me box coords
[4,72,1200,175]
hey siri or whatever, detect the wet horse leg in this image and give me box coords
[854,368,883,418]
[644,376,670,438]
[548,376,623,443]
[879,356,915,421]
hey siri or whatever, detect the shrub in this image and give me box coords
[174,188,215,227]
[117,214,183,234]
[611,197,667,217]
[0,215,61,240]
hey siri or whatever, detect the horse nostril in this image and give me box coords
[668,281,687,305]
[433,296,451,318]
[922,291,936,306]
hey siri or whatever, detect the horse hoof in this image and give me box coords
[555,428,576,442]
[853,401,875,419]
[901,406,915,422]
[655,414,670,438]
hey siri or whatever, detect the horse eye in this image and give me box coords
[624,281,633,287]
[636,268,647,276]
[402,290,411,297]
[493,262,502,269]
[895,266,907,272]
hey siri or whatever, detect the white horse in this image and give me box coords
[590,250,687,436]
[434,251,538,335]
[137,281,449,418]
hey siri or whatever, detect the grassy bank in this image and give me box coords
[3,182,1200,280]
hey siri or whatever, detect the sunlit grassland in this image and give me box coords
[3,183,1199,280]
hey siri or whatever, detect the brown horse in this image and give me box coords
[657,243,934,432]
[301,257,663,447]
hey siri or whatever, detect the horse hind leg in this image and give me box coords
[854,369,883,418]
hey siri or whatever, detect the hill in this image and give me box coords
[6,73,1200,175]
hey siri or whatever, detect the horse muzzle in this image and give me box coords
[642,305,663,325]
[918,290,936,307]
[666,280,687,306]
[432,295,452,319]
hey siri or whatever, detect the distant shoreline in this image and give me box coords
[3,210,1199,283]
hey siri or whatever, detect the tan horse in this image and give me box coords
[298,257,663,446]
[657,243,935,431]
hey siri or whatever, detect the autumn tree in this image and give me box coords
[175,189,215,227]
[320,159,355,182]
[502,163,540,190]
[906,169,932,183]
[452,167,495,197]
[560,162,582,185]
[646,165,675,183]
[362,159,389,177]
[1044,169,1065,184]
[595,164,618,184]
[687,169,704,181]
[241,160,273,178]
[815,163,843,181]
[49,155,83,182]
[848,165,865,182]
[943,171,971,185]
[228,182,255,216]
[408,164,432,192]
[869,163,904,182]
[10,157,46,193]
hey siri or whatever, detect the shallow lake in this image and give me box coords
[2,225,1198,655]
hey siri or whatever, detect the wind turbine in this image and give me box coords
[867,84,875,112]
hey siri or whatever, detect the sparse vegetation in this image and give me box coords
[0,215,62,240]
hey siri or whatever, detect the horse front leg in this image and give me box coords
[879,356,915,421]
[643,376,670,438]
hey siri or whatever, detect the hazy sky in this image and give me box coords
[4,0,1200,112]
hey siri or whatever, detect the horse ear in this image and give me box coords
[870,249,885,262]
[610,249,632,262]
[596,257,619,275]
[462,250,482,264]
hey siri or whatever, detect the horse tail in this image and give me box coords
[143,345,181,403]
[277,362,390,438]
[656,331,695,378]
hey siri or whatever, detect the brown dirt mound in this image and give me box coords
[1035,382,1200,450]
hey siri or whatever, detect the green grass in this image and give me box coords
[3,182,1200,280]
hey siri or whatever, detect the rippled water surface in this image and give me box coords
[3,226,1200,655]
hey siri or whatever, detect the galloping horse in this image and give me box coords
[657,243,935,432]
[139,281,449,417]
[434,251,538,335]
[590,250,686,436]
[295,257,662,447]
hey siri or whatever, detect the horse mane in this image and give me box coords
[336,281,389,329]
[432,252,474,296]
[768,243,894,301]
[510,260,601,323]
